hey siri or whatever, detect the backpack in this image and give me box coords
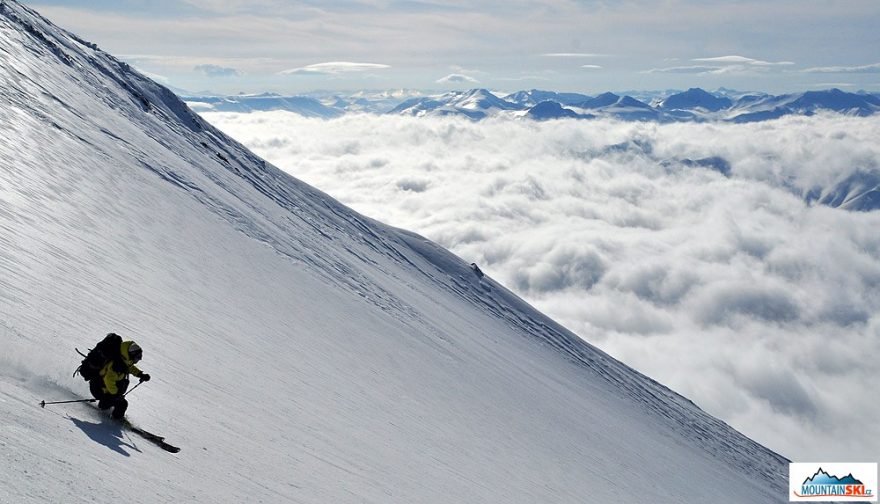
[76,333,122,381]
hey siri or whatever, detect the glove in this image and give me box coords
[139,373,151,382]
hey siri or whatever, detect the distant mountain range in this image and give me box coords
[183,87,880,123]
[185,93,344,118]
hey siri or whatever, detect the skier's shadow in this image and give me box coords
[69,417,141,456]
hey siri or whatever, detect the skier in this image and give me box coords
[79,333,151,420]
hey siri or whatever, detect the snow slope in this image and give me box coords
[0,1,788,502]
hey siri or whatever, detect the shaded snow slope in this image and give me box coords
[0,1,787,502]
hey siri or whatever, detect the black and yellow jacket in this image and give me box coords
[99,340,144,395]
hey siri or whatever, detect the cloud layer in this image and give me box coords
[203,111,880,461]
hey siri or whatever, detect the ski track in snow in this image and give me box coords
[1,1,788,502]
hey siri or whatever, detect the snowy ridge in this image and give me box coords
[504,89,593,107]
[1,1,786,502]
[660,88,734,112]
[727,88,880,123]
[390,89,523,119]
[807,169,880,211]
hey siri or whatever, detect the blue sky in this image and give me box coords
[27,0,880,94]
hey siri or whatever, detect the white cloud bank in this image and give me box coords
[202,111,880,462]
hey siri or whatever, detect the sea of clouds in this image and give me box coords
[202,111,880,461]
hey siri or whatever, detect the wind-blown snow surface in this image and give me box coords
[0,2,788,502]
[202,111,880,463]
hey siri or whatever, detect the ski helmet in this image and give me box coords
[127,341,143,362]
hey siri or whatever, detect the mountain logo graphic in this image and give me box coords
[803,468,864,487]
[790,464,878,501]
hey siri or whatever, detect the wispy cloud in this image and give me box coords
[436,73,479,84]
[120,54,281,71]
[802,63,880,74]
[644,65,720,74]
[278,62,391,75]
[581,65,603,70]
[541,53,605,58]
[180,0,305,15]
[809,82,855,88]
[194,64,242,78]
[496,75,553,82]
[646,55,795,75]
[693,55,794,66]
[448,64,484,75]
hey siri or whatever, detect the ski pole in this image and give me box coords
[42,373,145,407]
[39,398,96,408]
[124,380,143,397]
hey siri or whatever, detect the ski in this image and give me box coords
[43,400,182,453]
[121,421,181,453]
